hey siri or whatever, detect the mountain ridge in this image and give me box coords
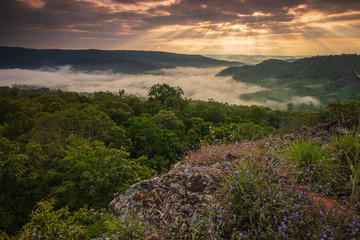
[0,46,241,74]
[217,54,360,104]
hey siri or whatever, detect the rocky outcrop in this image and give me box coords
[109,119,359,220]
[109,159,233,224]
[107,118,359,237]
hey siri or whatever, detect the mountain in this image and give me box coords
[0,46,240,74]
[217,59,290,81]
[206,54,302,65]
[218,54,360,104]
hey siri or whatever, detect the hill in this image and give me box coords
[0,46,240,74]
[1,84,360,238]
[217,54,360,104]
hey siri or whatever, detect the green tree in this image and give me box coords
[30,107,122,157]
[246,105,267,124]
[0,137,48,235]
[153,110,185,132]
[128,114,170,160]
[95,99,134,126]
[186,117,211,141]
[148,83,186,109]
[32,94,65,113]
[50,138,154,209]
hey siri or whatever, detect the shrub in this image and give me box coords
[18,199,146,239]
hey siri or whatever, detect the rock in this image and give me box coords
[108,159,233,223]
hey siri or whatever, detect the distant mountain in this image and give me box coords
[218,54,360,104]
[0,46,241,74]
[206,54,303,65]
[217,59,290,81]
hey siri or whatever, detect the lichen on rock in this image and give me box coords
[108,159,233,225]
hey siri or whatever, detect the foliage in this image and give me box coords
[0,137,47,234]
[282,138,343,191]
[128,114,171,160]
[332,127,360,206]
[180,142,360,239]
[319,100,360,123]
[1,84,360,237]
[49,139,155,209]
[148,83,186,109]
[18,199,146,240]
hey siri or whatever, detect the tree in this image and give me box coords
[128,114,170,160]
[30,107,122,157]
[50,139,154,209]
[32,94,65,113]
[287,103,294,112]
[153,110,185,132]
[96,99,134,126]
[246,105,267,124]
[148,83,186,109]
[0,137,48,235]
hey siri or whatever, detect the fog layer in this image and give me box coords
[0,66,319,108]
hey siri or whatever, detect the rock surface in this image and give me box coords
[108,160,234,223]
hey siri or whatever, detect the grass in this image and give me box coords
[332,126,360,207]
[282,137,344,192]
[207,140,359,239]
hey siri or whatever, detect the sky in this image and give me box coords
[0,0,360,56]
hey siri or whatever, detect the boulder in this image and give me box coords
[108,159,232,223]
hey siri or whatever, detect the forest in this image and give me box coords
[217,54,360,104]
[1,84,360,239]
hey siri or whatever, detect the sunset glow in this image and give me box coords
[0,0,359,55]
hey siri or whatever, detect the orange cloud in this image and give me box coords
[1,0,359,55]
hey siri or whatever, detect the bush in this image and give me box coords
[18,199,146,240]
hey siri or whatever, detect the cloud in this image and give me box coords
[303,0,360,14]
[259,96,320,110]
[0,0,359,54]
[0,66,321,109]
[0,66,260,105]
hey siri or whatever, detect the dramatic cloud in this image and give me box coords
[0,66,318,108]
[0,0,359,54]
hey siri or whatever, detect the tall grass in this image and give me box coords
[282,138,343,191]
[332,124,360,206]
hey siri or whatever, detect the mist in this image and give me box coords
[0,66,319,108]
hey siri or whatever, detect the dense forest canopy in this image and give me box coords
[1,84,360,237]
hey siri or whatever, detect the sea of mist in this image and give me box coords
[0,66,319,109]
